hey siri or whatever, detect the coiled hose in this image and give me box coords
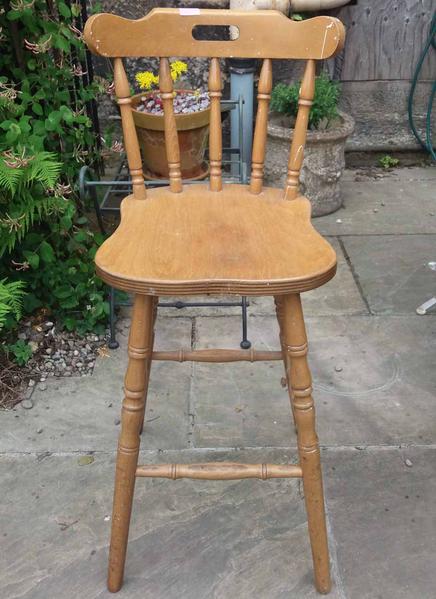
[407,11,436,161]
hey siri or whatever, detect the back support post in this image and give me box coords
[159,58,183,193]
[283,59,315,201]
[250,58,272,194]
[209,58,223,192]
[113,58,146,200]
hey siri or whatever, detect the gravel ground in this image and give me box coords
[1,318,108,410]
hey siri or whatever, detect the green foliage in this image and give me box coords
[6,339,33,366]
[15,219,109,335]
[0,1,110,336]
[0,279,26,330]
[0,151,60,194]
[0,149,64,256]
[270,73,340,129]
[378,155,400,169]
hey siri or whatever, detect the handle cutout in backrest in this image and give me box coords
[192,25,238,41]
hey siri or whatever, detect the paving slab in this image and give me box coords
[324,446,436,599]
[315,167,436,237]
[0,317,193,453]
[0,448,343,599]
[2,446,434,599]
[193,315,436,448]
[341,234,436,314]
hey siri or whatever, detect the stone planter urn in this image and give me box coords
[131,91,211,180]
[265,110,355,216]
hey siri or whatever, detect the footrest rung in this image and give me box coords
[136,462,302,480]
[152,349,283,363]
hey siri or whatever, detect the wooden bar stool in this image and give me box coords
[84,9,345,595]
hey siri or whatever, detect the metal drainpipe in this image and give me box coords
[228,57,256,180]
[228,0,290,179]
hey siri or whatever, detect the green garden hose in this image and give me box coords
[407,11,436,161]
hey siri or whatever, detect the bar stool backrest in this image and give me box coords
[84,9,345,200]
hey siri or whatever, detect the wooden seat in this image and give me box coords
[96,185,336,295]
[84,7,346,596]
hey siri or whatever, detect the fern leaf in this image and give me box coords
[0,278,26,328]
[27,151,62,188]
[0,158,23,195]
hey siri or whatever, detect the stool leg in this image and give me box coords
[139,297,158,435]
[281,293,331,594]
[274,296,297,431]
[108,295,154,592]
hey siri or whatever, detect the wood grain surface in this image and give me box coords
[95,184,337,296]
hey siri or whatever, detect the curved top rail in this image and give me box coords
[83,8,345,60]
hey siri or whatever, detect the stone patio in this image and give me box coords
[1,166,436,598]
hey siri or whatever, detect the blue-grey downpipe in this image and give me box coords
[229,58,256,180]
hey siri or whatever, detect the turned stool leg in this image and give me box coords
[139,297,158,435]
[108,295,154,592]
[281,293,331,594]
[274,296,297,431]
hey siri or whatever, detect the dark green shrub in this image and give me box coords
[0,1,111,337]
[270,73,340,129]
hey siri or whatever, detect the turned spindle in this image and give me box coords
[159,58,182,193]
[208,58,223,192]
[284,59,315,201]
[113,58,146,200]
[250,59,272,194]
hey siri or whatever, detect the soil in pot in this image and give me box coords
[132,90,211,180]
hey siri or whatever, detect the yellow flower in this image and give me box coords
[170,60,188,82]
[136,61,187,89]
[135,71,159,91]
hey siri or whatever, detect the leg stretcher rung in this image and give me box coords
[152,348,283,363]
[135,462,302,480]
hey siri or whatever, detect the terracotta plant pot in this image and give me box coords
[265,110,355,216]
[131,91,210,180]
